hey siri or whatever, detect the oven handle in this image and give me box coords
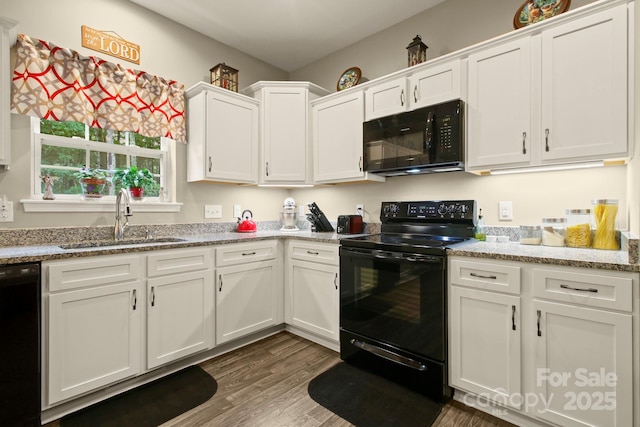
[341,247,442,264]
[350,339,427,372]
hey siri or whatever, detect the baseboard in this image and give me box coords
[452,389,551,427]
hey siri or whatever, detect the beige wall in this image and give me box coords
[1,0,635,232]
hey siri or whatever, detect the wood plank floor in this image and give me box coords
[47,332,516,426]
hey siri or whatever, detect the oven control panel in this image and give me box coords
[381,200,476,221]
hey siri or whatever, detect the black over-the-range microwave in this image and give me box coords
[362,99,464,176]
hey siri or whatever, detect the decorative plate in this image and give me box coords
[337,67,362,91]
[513,0,571,29]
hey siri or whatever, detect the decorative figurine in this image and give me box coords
[407,35,428,67]
[40,175,58,200]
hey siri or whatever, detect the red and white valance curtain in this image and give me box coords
[10,34,186,143]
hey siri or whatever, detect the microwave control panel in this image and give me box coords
[381,200,476,221]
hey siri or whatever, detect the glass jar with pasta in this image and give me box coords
[565,209,592,248]
[591,199,620,250]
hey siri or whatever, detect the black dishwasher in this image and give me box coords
[0,263,41,426]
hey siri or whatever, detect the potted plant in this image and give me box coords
[73,167,109,199]
[113,166,156,199]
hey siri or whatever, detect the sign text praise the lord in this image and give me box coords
[81,25,140,65]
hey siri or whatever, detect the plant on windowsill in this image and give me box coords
[73,167,110,199]
[113,166,156,200]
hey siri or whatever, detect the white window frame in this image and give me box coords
[22,117,181,212]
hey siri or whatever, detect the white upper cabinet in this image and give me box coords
[0,17,18,166]
[467,38,532,169]
[243,82,330,185]
[312,89,384,184]
[364,59,462,121]
[186,82,259,184]
[540,6,628,161]
[466,3,631,172]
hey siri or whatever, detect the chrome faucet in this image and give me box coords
[114,188,133,240]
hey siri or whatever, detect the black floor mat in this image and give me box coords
[308,362,442,427]
[61,365,217,427]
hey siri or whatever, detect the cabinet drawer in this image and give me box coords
[449,258,521,294]
[216,240,278,267]
[147,247,213,277]
[46,255,142,292]
[289,241,338,265]
[532,267,634,312]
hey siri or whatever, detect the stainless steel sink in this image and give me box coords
[58,237,187,250]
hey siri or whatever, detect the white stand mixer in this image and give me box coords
[280,197,299,231]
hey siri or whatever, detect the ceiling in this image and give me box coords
[128,0,446,72]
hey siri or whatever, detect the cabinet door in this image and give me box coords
[205,89,259,183]
[533,300,632,427]
[449,286,522,409]
[262,86,309,183]
[147,270,214,369]
[467,38,532,169]
[216,260,279,344]
[47,282,141,404]
[286,259,339,342]
[540,6,628,161]
[364,77,408,121]
[313,91,367,183]
[409,60,461,110]
[0,18,17,165]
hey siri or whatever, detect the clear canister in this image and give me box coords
[541,218,566,247]
[565,209,592,248]
[591,199,619,250]
[519,225,542,245]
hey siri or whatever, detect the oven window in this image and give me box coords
[340,251,445,360]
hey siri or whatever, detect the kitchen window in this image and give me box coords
[22,117,180,212]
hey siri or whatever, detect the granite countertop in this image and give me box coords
[448,239,639,272]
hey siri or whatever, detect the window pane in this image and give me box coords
[40,168,82,195]
[132,156,161,174]
[90,151,127,170]
[132,133,161,150]
[40,119,85,138]
[41,145,86,168]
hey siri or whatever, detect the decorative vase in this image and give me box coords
[129,187,144,199]
[80,178,107,199]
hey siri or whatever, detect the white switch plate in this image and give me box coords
[0,201,14,222]
[233,204,242,218]
[204,204,222,219]
[499,201,513,221]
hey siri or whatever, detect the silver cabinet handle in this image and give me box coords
[242,252,256,256]
[400,89,405,106]
[208,156,213,172]
[537,310,542,337]
[359,156,363,172]
[522,132,527,154]
[470,272,497,280]
[219,274,222,292]
[307,250,319,255]
[266,162,269,176]
[334,273,338,290]
[545,129,550,152]
[511,305,516,331]
[132,289,137,310]
[560,284,598,293]
[150,287,155,307]
[413,85,418,103]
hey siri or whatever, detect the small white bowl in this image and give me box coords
[485,235,497,242]
[497,236,510,243]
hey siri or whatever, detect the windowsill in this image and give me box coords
[21,198,182,213]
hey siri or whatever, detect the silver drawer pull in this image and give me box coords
[242,252,256,256]
[470,272,497,280]
[560,284,598,293]
[307,251,319,255]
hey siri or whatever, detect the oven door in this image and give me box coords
[339,246,445,362]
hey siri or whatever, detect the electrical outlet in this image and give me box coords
[499,201,513,221]
[356,204,364,216]
[0,201,14,222]
[233,204,242,218]
[204,204,222,219]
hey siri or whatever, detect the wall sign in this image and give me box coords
[81,25,140,64]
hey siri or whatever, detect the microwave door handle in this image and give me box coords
[425,111,435,156]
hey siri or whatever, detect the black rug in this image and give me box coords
[308,362,442,427]
[61,365,217,427]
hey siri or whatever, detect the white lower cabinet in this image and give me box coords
[215,240,282,344]
[448,257,638,427]
[285,241,339,345]
[45,255,143,405]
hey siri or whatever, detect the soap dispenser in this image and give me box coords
[474,208,486,241]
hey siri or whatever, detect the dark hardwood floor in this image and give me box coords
[47,332,516,426]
